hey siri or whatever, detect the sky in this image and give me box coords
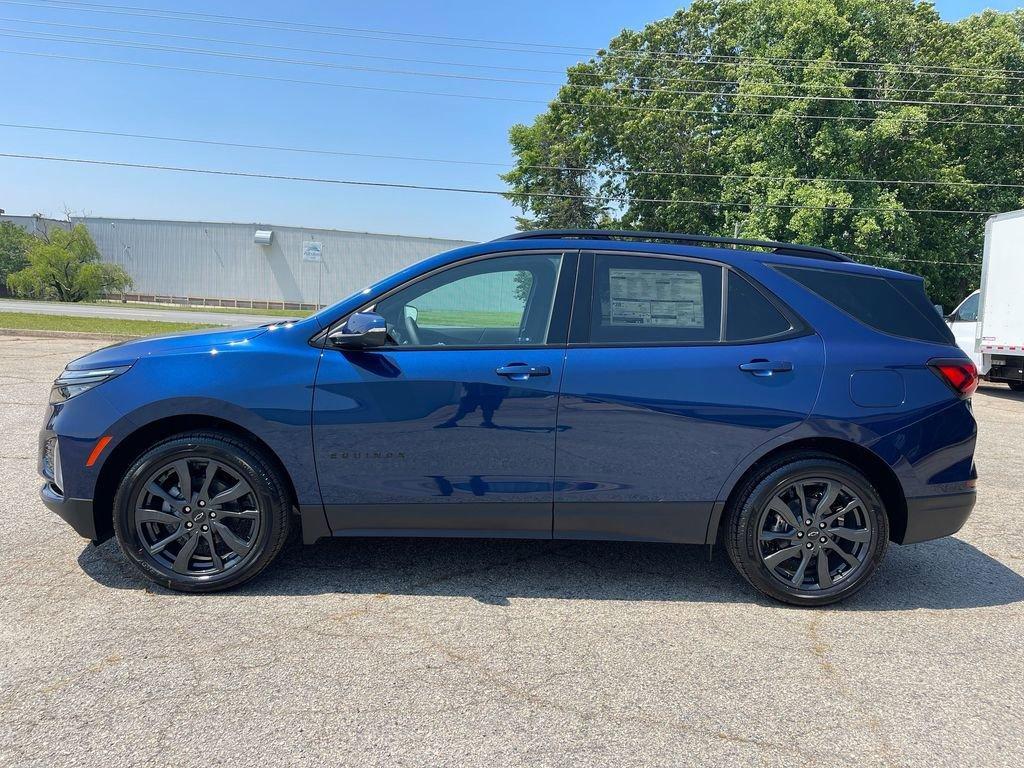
[1,0,1020,241]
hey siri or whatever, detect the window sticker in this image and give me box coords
[606,268,704,328]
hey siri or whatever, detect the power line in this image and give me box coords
[0,149,987,267]
[849,252,979,267]
[12,0,1024,80]
[5,27,1024,113]
[6,0,1024,87]
[4,47,1024,131]
[4,120,1023,191]
[4,14,1021,103]
[0,151,1001,215]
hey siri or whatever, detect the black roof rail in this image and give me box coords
[493,229,853,262]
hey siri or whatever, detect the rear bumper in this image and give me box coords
[898,490,976,544]
[40,481,97,541]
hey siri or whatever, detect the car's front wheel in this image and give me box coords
[725,454,889,606]
[112,431,291,592]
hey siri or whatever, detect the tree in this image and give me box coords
[0,221,30,297]
[502,0,1024,308]
[6,223,132,301]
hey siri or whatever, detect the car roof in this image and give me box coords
[474,231,917,281]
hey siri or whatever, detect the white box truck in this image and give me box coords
[947,209,1024,391]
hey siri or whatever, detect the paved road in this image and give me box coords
[0,298,289,327]
[1,335,1022,767]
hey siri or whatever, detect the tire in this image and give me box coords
[724,453,888,607]
[112,431,291,592]
[1008,382,1024,392]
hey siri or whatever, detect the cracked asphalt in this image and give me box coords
[1,335,1022,768]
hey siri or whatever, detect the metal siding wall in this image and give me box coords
[1,215,474,305]
[82,218,474,305]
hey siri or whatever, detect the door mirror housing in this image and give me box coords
[328,312,388,349]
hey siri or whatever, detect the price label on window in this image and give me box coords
[608,268,704,328]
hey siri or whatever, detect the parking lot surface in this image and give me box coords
[1,335,1022,768]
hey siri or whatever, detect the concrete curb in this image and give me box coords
[0,328,137,342]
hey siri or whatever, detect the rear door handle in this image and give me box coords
[496,363,551,381]
[739,360,793,377]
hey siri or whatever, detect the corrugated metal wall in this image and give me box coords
[3,215,474,306]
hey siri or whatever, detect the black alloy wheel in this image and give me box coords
[113,432,291,592]
[756,477,873,592]
[133,457,262,577]
[725,455,889,606]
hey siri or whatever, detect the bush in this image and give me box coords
[0,221,30,297]
[6,224,132,301]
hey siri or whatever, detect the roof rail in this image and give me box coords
[493,229,852,262]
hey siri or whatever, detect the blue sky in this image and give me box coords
[1,0,1019,241]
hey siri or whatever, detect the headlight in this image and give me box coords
[50,365,132,403]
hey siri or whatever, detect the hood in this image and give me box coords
[66,325,270,369]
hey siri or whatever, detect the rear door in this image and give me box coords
[553,251,825,543]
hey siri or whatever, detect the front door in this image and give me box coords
[553,251,825,543]
[313,251,575,538]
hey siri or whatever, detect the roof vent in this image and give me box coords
[254,229,273,245]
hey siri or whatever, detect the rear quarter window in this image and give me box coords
[774,265,954,344]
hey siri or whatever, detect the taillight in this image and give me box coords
[929,359,979,398]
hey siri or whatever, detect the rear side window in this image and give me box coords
[590,254,722,343]
[775,265,954,344]
[726,272,793,341]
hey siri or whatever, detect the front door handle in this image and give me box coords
[496,363,551,381]
[739,360,793,377]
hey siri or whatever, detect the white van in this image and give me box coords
[947,210,1024,392]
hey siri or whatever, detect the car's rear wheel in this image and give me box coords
[725,454,888,606]
[112,432,291,592]
[1008,382,1024,392]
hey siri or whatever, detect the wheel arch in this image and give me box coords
[92,414,300,542]
[707,437,908,545]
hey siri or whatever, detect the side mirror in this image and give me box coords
[328,312,388,349]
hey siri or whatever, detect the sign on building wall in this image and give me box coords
[302,241,323,262]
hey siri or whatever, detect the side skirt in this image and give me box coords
[553,501,716,545]
[321,502,553,540]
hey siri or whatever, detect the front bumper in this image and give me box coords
[40,481,97,541]
[899,490,976,544]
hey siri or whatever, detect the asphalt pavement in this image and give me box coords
[1,335,1022,767]
[0,298,287,327]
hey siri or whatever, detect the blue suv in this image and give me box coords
[38,230,978,605]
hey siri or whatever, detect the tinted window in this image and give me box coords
[590,254,722,343]
[374,253,562,347]
[726,272,792,341]
[776,265,954,344]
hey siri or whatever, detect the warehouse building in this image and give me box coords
[3,214,474,310]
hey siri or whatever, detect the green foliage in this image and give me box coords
[7,224,132,302]
[502,0,1024,308]
[0,221,30,296]
[512,270,533,303]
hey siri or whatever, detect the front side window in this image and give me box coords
[954,292,980,323]
[590,254,723,343]
[374,253,563,347]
